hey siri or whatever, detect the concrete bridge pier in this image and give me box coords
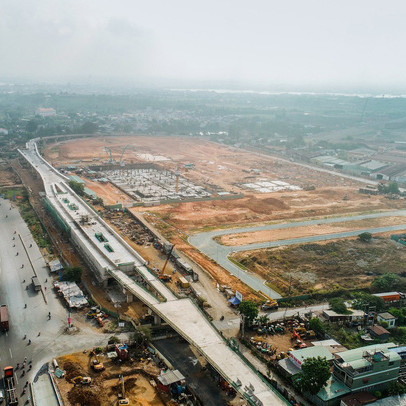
[122,288,134,303]
[153,314,162,326]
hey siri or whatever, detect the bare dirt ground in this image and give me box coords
[131,188,404,233]
[0,167,20,187]
[80,177,133,206]
[219,216,406,246]
[43,135,361,192]
[233,238,406,296]
[56,351,166,406]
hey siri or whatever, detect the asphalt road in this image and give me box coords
[0,197,129,405]
[189,210,406,299]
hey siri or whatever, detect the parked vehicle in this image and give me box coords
[3,367,18,406]
[31,276,41,292]
[0,305,9,331]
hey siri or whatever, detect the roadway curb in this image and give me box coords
[19,233,47,304]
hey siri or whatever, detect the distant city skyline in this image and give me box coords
[1,0,406,90]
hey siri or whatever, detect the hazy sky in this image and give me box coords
[1,0,405,89]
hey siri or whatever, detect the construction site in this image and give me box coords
[102,167,212,204]
[41,135,406,301]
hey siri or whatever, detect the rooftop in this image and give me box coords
[289,346,334,364]
[337,343,399,363]
[323,309,364,317]
[378,312,396,320]
[317,377,351,401]
[369,325,390,336]
[340,391,376,406]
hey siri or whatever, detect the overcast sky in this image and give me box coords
[1,0,405,89]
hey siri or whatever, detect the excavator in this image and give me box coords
[117,375,129,405]
[159,246,174,282]
[258,290,279,311]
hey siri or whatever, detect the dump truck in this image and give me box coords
[3,366,18,406]
[0,305,9,331]
[31,276,41,292]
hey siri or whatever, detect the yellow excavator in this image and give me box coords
[117,375,129,405]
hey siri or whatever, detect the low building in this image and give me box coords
[369,325,390,341]
[388,346,406,383]
[323,309,365,323]
[278,346,335,379]
[311,339,348,355]
[334,343,400,392]
[340,391,376,406]
[309,343,401,406]
[373,292,404,304]
[377,312,396,329]
[289,346,335,370]
[36,107,56,117]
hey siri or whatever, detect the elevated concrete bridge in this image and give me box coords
[19,139,288,406]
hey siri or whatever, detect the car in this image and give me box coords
[0,389,4,403]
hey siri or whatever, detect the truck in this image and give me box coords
[0,305,9,331]
[31,276,41,292]
[3,366,18,405]
[258,290,279,311]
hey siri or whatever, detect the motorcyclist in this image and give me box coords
[37,331,40,336]
[28,339,31,345]
[16,363,19,369]
[23,279,25,283]
[23,334,26,340]
[24,304,27,309]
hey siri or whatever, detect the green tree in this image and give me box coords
[387,381,406,396]
[329,297,351,314]
[132,326,151,348]
[309,317,325,336]
[80,121,99,134]
[358,232,372,243]
[62,266,82,283]
[238,301,259,326]
[352,292,385,312]
[68,180,85,196]
[295,356,331,395]
[26,119,38,133]
[371,273,399,292]
[378,182,400,195]
[389,307,405,325]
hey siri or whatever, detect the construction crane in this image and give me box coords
[160,245,174,282]
[258,290,279,311]
[119,145,130,166]
[104,146,114,163]
[117,375,129,405]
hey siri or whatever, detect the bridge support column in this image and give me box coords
[122,288,134,303]
[153,314,162,326]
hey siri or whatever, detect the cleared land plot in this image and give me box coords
[232,238,406,296]
[134,188,405,233]
[81,178,133,206]
[219,216,406,246]
[43,135,362,193]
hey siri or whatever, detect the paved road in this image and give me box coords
[189,210,406,299]
[261,304,329,321]
[0,197,130,405]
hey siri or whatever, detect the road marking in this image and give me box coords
[9,347,12,358]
